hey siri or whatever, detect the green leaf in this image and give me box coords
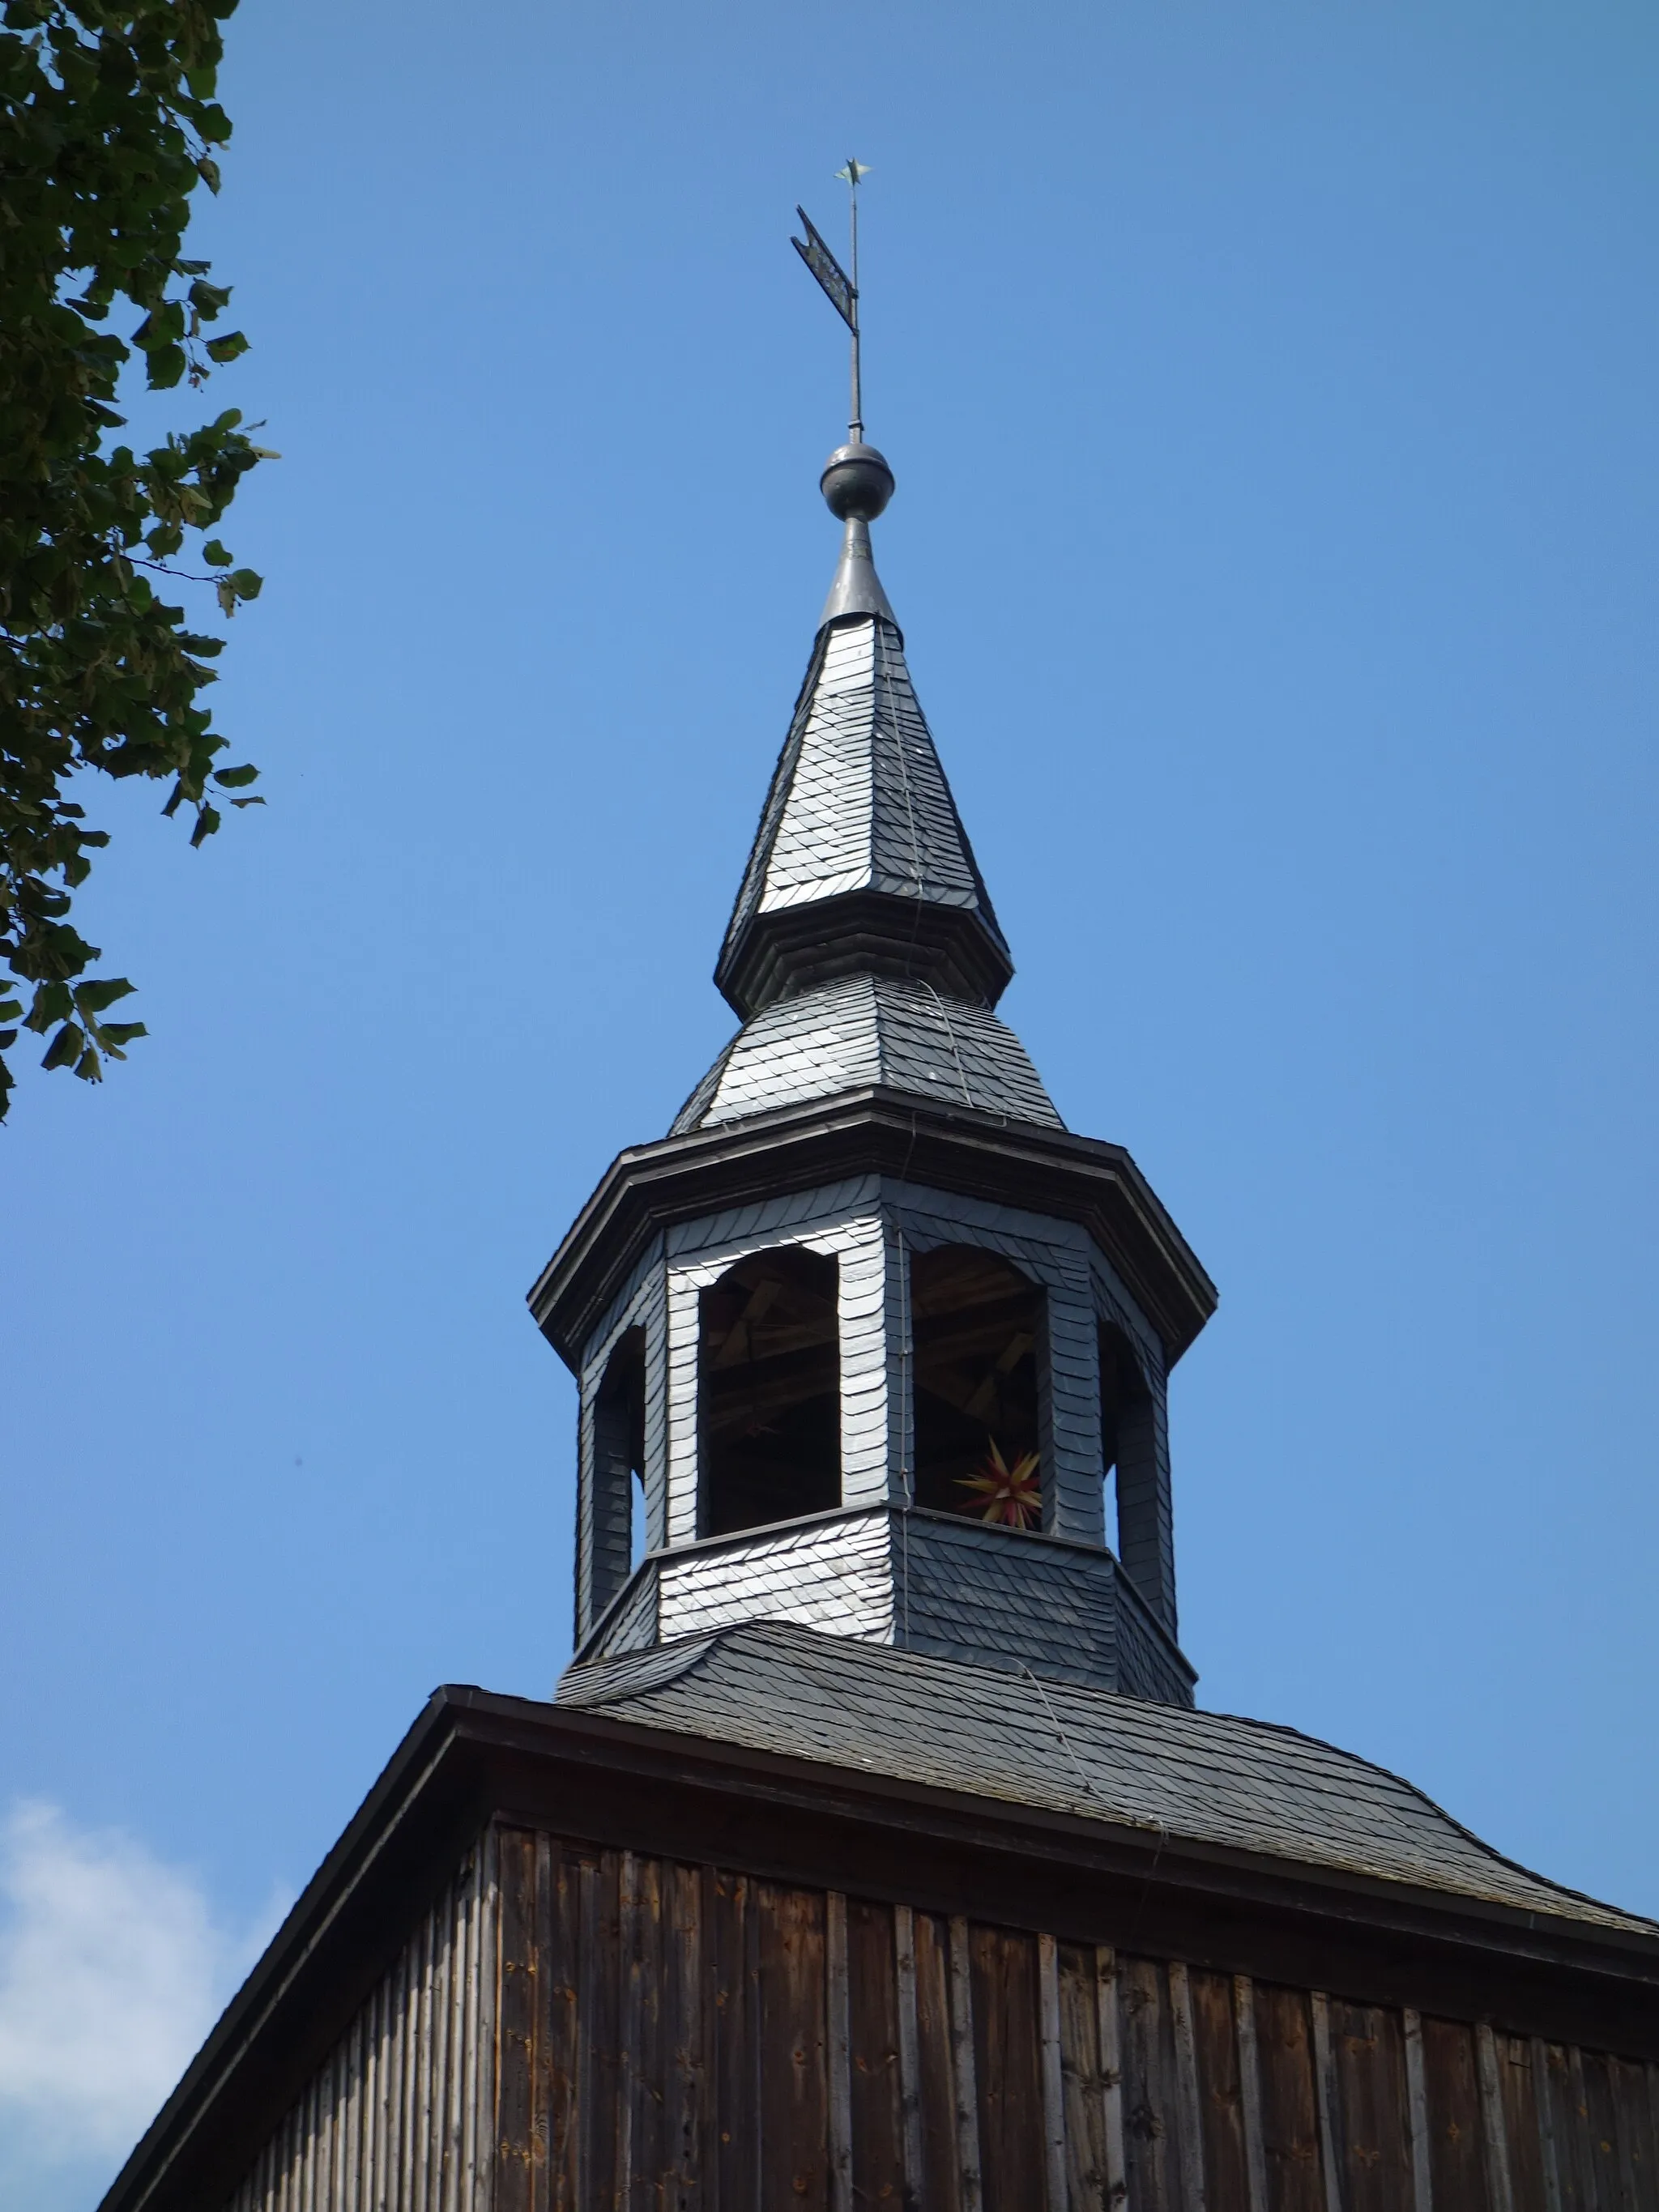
[148,343,187,390]
[134,302,186,348]
[41,1023,85,1072]
[212,763,258,787]
[230,795,267,809]
[73,978,137,1015]
[229,569,262,601]
[25,983,73,1034]
[0,0,259,1121]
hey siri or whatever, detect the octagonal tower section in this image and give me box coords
[529,440,1216,1704]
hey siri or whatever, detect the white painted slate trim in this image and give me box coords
[656,1510,895,1643]
[838,1214,892,1506]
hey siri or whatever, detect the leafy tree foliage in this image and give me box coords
[1,0,267,1118]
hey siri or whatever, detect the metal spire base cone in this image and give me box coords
[819,517,898,630]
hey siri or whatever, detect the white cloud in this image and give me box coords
[0,1801,284,2177]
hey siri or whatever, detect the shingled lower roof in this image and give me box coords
[671,972,1063,1134]
[557,1618,1653,1937]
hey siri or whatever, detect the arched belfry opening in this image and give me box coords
[698,1246,841,1539]
[590,1326,646,1624]
[911,1247,1046,1526]
[1098,1318,1166,1617]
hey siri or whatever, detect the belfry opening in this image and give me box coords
[697,1245,841,1537]
[591,1325,646,1617]
[911,1246,1045,1526]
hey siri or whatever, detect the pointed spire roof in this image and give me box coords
[714,445,1015,1021]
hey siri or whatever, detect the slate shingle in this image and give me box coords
[558,1617,1654,1936]
[671,974,1063,1134]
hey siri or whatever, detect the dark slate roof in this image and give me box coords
[715,613,1012,1016]
[671,973,1063,1135]
[557,1619,1653,1936]
[725,614,998,941]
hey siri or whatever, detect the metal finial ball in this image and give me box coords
[821,443,895,522]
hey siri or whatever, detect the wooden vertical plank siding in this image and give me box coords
[710,1865,757,2212]
[540,1837,578,2212]
[1187,1970,1248,2211]
[1491,2032,1548,2212]
[915,1909,965,2204]
[495,1829,536,2212]
[1234,1976,1272,2212]
[892,1903,927,2206]
[222,1833,497,2212]
[1120,1955,1186,2211]
[1308,1993,1344,2212]
[949,1916,985,2212]
[667,1858,707,2210]
[1038,1934,1070,2212]
[847,1894,907,2208]
[757,1877,830,2212]
[1166,1963,1209,2210]
[1422,2018,1488,2211]
[825,1891,855,2212]
[970,1921,1045,2212]
[1331,2001,1410,2212]
[1614,2056,1659,2212]
[1579,2047,1626,2212]
[1056,1941,1111,2209]
[1253,1984,1324,2212]
[220,1825,1659,2212]
[1476,2025,1517,2212]
[1099,1946,1130,2209]
[1404,2010,1435,2212]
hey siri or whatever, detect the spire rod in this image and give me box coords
[834,157,868,443]
[792,164,897,630]
[792,160,872,446]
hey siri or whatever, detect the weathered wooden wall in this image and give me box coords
[493,1825,1659,2212]
[224,1833,498,2212]
[223,1821,1659,2212]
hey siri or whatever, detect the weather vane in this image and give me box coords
[792,158,871,446]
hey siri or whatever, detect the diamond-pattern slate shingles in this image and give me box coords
[723,616,1007,950]
[671,973,1063,1134]
[559,1618,1656,1935]
[685,586,1063,1132]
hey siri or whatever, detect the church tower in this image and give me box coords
[102,226,1659,2212]
[532,432,1213,1705]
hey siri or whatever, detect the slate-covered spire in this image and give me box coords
[714,445,1015,1023]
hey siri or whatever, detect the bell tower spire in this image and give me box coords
[530,192,1217,1707]
[714,180,1017,1036]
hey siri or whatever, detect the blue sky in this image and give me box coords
[4,4,1657,2202]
